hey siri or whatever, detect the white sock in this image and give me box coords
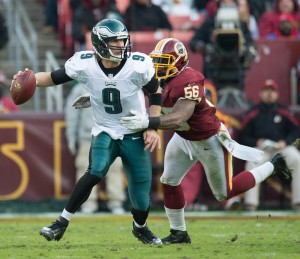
[134,221,146,228]
[61,209,73,221]
[165,207,186,231]
[250,162,274,184]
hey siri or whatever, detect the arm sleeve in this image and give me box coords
[149,92,162,106]
[51,68,73,85]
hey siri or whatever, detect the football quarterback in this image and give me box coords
[12,19,163,245]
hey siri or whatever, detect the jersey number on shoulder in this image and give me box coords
[80,53,93,59]
[184,85,199,99]
[103,88,122,114]
[132,54,145,61]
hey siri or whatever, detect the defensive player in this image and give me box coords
[120,38,293,244]
[12,19,163,245]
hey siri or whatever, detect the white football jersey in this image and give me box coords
[65,51,154,139]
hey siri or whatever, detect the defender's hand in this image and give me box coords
[120,110,149,130]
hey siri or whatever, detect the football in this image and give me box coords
[10,69,36,105]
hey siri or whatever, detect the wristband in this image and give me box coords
[148,117,161,130]
[149,93,162,106]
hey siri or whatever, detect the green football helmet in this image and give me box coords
[91,19,132,62]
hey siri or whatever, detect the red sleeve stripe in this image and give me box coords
[277,108,299,126]
[241,108,260,129]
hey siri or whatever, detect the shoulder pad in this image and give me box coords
[130,52,153,74]
[65,51,94,80]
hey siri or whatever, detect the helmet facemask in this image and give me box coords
[93,36,132,62]
[151,53,179,80]
[150,38,189,81]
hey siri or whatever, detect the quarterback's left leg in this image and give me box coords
[121,133,162,245]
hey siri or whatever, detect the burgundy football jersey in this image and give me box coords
[162,67,221,141]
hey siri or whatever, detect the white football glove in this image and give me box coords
[72,94,91,109]
[120,110,149,130]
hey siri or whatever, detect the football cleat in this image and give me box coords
[162,229,191,244]
[132,222,162,244]
[270,153,293,185]
[40,216,69,241]
[224,196,242,211]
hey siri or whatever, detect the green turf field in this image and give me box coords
[0,212,299,259]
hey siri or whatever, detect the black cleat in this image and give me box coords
[162,229,191,244]
[270,153,293,184]
[40,216,69,241]
[132,222,162,244]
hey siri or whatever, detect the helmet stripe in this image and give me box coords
[155,38,171,52]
